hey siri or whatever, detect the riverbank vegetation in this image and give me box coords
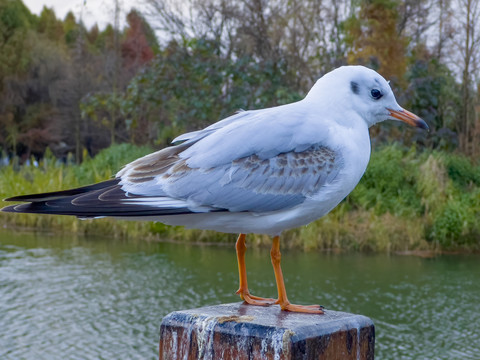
[1,143,478,252]
[0,0,479,252]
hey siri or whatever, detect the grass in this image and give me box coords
[1,143,479,252]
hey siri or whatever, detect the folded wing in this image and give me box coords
[2,104,344,218]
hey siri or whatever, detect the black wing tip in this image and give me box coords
[1,201,91,217]
[1,202,43,214]
[1,203,44,214]
[3,179,121,203]
[4,195,34,202]
[1,204,19,213]
[1,176,227,218]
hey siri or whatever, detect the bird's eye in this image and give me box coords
[371,89,383,100]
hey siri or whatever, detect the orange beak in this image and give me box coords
[387,108,429,131]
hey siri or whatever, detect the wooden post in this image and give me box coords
[159,302,375,359]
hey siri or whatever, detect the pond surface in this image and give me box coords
[0,229,479,359]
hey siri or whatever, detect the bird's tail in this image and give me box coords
[2,179,195,218]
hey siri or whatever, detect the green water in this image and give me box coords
[0,230,479,359]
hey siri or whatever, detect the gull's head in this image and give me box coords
[306,65,428,130]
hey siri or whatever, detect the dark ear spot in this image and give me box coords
[350,81,360,94]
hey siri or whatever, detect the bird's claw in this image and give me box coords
[278,302,325,314]
[236,289,276,306]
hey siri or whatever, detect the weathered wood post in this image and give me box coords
[159,302,375,359]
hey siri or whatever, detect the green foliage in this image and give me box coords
[74,143,153,183]
[416,154,450,213]
[347,145,479,251]
[1,144,479,253]
[345,145,480,250]
[0,0,34,35]
[0,0,34,82]
[428,197,479,249]
[62,11,78,45]
[349,145,423,216]
[116,37,302,145]
[37,6,64,42]
[404,55,461,150]
[431,201,464,247]
[443,153,480,189]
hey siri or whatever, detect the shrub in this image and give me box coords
[349,145,422,216]
[444,153,480,189]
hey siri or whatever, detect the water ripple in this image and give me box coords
[1,232,479,359]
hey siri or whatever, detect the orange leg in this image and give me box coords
[235,234,276,306]
[270,236,324,314]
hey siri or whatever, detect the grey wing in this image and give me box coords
[3,142,343,218]
[122,144,344,213]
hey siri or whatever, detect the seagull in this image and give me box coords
[2,65,428,314]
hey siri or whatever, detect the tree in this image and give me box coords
[80,8,158,147]
[404,47,461,149]
[344,0,408,84]
[0,0,34,90]
[145,0,354,90]
[112,36,302,146]
[453,0,480,156]
[433,0,455,61]
[0,33,66,158]
[37,6,64,42]
[122,10,156,78]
